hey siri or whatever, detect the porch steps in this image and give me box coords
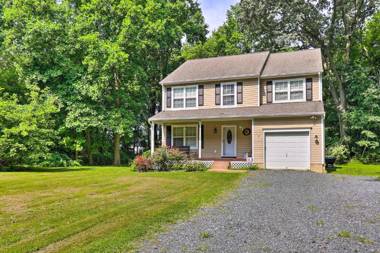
[209,161,246,173]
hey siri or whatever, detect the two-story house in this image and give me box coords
[149,49,325,172]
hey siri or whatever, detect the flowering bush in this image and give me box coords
[132,155,153,172]
[152,147,187,171]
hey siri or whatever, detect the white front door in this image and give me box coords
[265,131,310,170]
[222,126,236,157]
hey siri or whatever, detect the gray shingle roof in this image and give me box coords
[160,51,270,85]
[160,49,323,85]
[149,102,324,122]
[261,48,323,78]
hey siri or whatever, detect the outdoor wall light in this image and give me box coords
[314,135,319,145]
[214,127,217,134]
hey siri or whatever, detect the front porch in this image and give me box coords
[150,119,254,161]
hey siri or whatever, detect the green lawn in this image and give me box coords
[328,160,380,177]
[0,167,244,253]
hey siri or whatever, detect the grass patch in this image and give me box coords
[199,231,212,239]
[337,230,374,244]
[337,230,352,238]
[316,219,325,227]
[328,160,380,177]
[307,204,320,213]
[0,166,243,252]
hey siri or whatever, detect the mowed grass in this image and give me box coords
[329,160,380,177]
[0,167,244,253]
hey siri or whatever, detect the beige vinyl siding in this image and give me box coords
[167,120,252,159]
[202,120,252,158]
[260,75,321,105]
[164,78,259,110]
[253,116,323,169]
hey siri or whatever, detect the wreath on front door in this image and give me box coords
[242,128,251,136]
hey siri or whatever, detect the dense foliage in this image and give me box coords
[0,1,379,166]
[0,0,207,166]
[182,1,380,163]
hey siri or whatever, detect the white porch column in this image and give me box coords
[251,118,255,162]
[161,124,166,146]
[150,122,155,155]
[198,121,202,159]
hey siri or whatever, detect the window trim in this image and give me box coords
[221,82,237,107]
[273,78,306,103]
[171,125,198,149]
[171,85,198,110]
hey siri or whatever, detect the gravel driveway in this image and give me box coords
[138,170,380,253]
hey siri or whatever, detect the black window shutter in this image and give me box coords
[198,85,204,106]
[306,78,313,101]
[266,81,273,103]
[237,82,243,104]
[166,125,171,147]
[166,87,172,108]
[201,125,204,149]
[215,84,221,105]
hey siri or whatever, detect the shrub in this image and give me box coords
[132,155,153,172]
[356,130,380,163]
[152,147,187,171]
[182,162,209,172]
[40,153,81,167]
[327,144,350,164]
[243,164,259,170]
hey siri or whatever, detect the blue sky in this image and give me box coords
[199,0,239,34]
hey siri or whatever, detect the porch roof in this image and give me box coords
[149,101,324,122]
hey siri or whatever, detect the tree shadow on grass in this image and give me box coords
[0,167,93,173]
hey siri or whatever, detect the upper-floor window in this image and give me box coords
[222,82,236,106]
[273,79,305,103]
[172,85,197,109]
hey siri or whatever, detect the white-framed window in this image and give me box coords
[172,85,197,109]
[222,82,236,106]
[172,126,197,149]
[273,79,306,103]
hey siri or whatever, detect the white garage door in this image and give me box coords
[265,131,310,170]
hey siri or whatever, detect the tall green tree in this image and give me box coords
[0,0,207,166]
[237,0,378,143]
[182,5,248,59]
[0,86,59,166]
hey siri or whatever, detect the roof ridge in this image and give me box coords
[269,48,320,55]
[186,51,270,62]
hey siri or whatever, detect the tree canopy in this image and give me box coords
[0,0,379,166]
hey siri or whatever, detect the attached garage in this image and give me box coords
[265,130,310,170]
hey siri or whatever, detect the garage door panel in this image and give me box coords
[266,147,309,152]
[265,131,310,170]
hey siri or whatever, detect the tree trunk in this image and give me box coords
[113,133,121,165]
[113,71,121,166]
[86,129,93,165]
[337,109,347,142]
